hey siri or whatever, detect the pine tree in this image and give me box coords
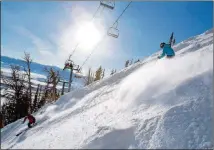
[44,67,60,102]
[125,60,129,68]
[134,59,140,63]
[38,85,43,102]
[129,59,133,65]
[94,66,102,81]
[114,69,117,74]
[33,84,40,112]
[85,68,94,86]
[38,75,50,109]
[92,72,95,81]
[102,69,105,79]
[110,69,117,75]
[110,69,114,75]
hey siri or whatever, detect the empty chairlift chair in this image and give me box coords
[107,21,119,38]
[74,67,82,78]
[100,1,115,10]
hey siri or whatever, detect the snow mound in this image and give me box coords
[1,29,213,149]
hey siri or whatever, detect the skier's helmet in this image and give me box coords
[160,42,165,48]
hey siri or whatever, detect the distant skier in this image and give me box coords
[23,113,36,128]
[158,42,175,59]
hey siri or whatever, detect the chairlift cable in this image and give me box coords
[79,34,108,69]
[107,1,132,38]
[99,4,106,16]
[111,1,132,27]
[68,4,102,59]
[91,4,102,21]
[69,43,79,59]
[79,2,133,70]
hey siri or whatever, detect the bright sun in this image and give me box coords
[76,22,102,49]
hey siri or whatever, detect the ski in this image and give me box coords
[16,128,28,136]
[15,123,37,136]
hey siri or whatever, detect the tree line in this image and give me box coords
[83,57,141,87]
[0,52,61,128]
[0,54,110,127]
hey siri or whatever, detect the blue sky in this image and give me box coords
[1,1,213,74]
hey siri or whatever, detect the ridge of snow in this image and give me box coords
[1,29,213,149]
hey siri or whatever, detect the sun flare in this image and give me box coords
[76,22,102,49]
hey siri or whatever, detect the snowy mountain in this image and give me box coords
[1,28,213,149]
[1,56,86,92]
[1,56,69,79]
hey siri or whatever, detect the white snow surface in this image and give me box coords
[1,68,47,79]
[1,29,213,149]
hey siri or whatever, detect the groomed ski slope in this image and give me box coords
[1,29,213,149]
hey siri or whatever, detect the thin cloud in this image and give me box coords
[55,2,127,73]
[39,50,53,56]
[13,26,52,52]
[11,25,64,66]
[6,2,129,74]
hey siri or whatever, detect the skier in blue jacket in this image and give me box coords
[158,42,175,59]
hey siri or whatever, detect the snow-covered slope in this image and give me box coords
[1,29,213,149]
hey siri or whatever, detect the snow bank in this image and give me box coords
[1,29,213,149]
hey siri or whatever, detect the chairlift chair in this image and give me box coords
[75,72,82,78]
[107,27,119,38]
[75,74,82,78]
[107,21,119,38]
[64,59,74,70]
[74,68,82,78]
[100,1,115,10]
[77,67,82,73]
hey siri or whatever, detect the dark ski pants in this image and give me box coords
[166,55,174,59]
[28,118,36,128]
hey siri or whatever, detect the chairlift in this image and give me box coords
[107,21,119,38]
[63,59,74,70]
[74,68,82,78]
[100,1,115,10]
[77,67,82,73]
[75,74,82,78]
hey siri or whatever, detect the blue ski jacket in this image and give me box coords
[158,44,175,59]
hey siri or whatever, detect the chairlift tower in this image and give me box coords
[58,79,68,95]
[63,57,81,92]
